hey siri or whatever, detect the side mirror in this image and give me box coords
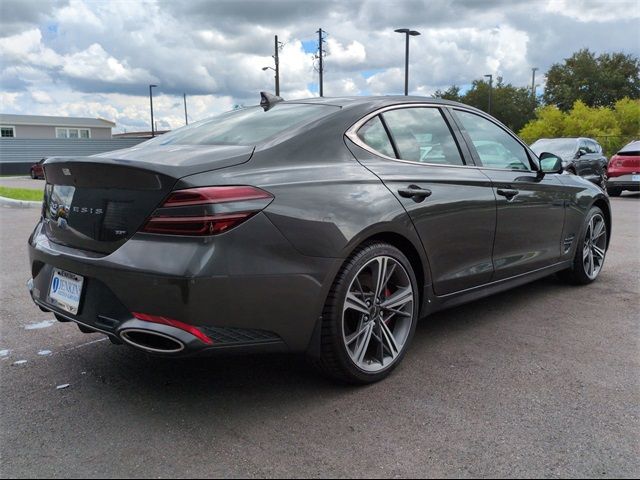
[539,152,564,175]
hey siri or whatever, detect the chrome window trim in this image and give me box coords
[345,103,539,173]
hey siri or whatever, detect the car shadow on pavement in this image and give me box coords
[68,273,570,402]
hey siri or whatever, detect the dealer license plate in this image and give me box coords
[48,269,84,315]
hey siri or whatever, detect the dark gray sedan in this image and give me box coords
[28,96,611,383]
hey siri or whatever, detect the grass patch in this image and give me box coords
[0,186,43,202]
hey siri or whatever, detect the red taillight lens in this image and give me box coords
[143,212,255,235]
[163,186,272,207]
[132,312,213,345]
[141,185,273,236]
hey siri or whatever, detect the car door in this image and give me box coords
[345,105,497,296]
[576,138,595,179]
[450,108,566,281]
[587,139,606,181]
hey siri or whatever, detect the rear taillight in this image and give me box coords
[141,185,273,236]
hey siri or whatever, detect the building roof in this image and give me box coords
[112,130,170,139]
[0,113,116,128]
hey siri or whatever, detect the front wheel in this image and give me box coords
[30,169,36,179]
[607,187,622,197]
[311,242,419,384]
[557,206,608,285]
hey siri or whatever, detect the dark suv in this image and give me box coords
[530,137,608,187]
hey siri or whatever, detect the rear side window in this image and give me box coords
[455,110,530,170]
[357,116,395,158]
[148,103,340,146]
[381,108,464,165]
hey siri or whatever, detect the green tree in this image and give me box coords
[457,78,537,133]
[519,98,640,155]
[433,85,462,102]
[543,49,640,111]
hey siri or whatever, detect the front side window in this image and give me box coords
[455,110,530,170]
[381,108,464,165]
[1,126,15,138]
[357,115,395,158]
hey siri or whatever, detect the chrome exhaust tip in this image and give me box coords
[119,328,185,354]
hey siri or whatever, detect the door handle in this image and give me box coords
[397,185,432,201]
[497,188,519,200]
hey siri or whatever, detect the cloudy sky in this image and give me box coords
[1,0,638,133]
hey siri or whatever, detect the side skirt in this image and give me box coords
[421,260,573,317]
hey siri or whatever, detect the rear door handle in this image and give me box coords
[497,188,519,200]
[397,185,432,201]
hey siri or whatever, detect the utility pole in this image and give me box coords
[183,93,188,125]
[317,28,325,97]
[484,74,493,114]
[274,35,280,96]
[531,67,538,101]
[149,84,157,137]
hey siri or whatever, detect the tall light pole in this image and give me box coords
[183,93,188,125]
[531,67,538,101]
[395,28,421,96]
[262,35,283,97]
[149,84,157,137]
[484,74,493,114]
[274,35,280,96]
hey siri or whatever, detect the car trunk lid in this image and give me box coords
[42,145,254,254]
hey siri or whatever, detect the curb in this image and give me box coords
[0,196,41,208]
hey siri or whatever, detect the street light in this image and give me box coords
[149,84,158,137]
[394,28,421,96]
[484,74,493,114]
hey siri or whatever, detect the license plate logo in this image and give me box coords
[49,269,84,315]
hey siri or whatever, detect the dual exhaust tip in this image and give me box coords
[119,328,185,354]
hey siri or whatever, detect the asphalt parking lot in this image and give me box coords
[1,193,638,478]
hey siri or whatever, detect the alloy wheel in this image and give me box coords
[341,255,414,373]
[583,213,607,280]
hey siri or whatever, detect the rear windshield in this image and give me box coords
[147,103,339,146]
[530,138,577,157]
[619,141,640,155]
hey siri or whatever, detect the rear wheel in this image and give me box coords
[557,206,608,285]
[311,242,418,384]
[30,169,36,179]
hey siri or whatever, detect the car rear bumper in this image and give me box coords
[27,212,343,356]
[607,174,640,191]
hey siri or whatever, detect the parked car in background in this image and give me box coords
[30,158,46,179]
[530,138,608,187]
[606,141,640,196]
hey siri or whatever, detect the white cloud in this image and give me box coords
[0,0,636,133]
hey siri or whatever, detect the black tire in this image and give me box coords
[607,187,622,197]
[310,241,419,384]
[557,206,608,285]
[30,169,36,179]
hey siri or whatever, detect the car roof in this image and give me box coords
[280,95,472,110]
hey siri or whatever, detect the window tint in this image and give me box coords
[145,104,339,146]
[456,110,530,170]
[357,115,395,158]
[381,108,464,165]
